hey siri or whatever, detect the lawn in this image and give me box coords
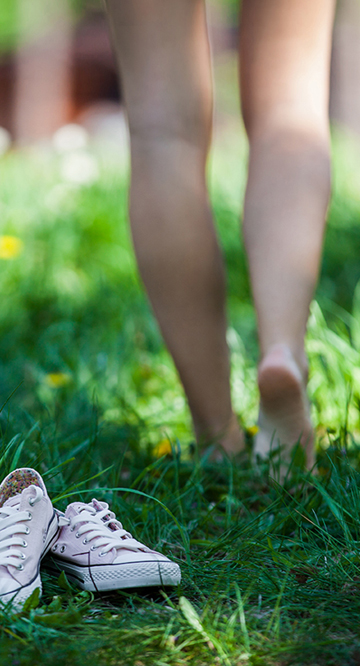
[1,126,360,665]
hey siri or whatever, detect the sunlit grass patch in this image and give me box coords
[0,129,360,663]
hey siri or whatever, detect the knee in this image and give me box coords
[244,98,329,141]
[128,101,210,192]
[127,89,211,160]
[246,117,331,194]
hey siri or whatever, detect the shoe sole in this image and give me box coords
[45,557,181,592]
[0,510,59,609]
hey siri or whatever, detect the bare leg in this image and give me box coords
[240,0,335,463]
[105,0,243,452]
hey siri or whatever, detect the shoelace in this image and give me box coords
[66,502,150,556]
[0,487,44,570]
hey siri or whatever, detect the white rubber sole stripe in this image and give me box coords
[0,574,42,609]
[45,557,181,591]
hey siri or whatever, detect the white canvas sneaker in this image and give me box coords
[0,468,58,608]
[47,498,181,592]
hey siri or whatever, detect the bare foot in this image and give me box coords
[219,412,246,455]
[196,412,245,460]
[255,344,314,468]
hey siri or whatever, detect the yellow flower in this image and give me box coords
[246,425,259,437]
[45,373,72,388]
[154,440,172,457]
[0,235,24,259]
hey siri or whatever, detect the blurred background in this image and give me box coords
[1,0,360,464]
[1,0,360,143]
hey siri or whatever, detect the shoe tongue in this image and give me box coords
[0,468,44,508]
[65,498,105,516]
[64,501,92,519]
[90,499,120,532]
[65,499,120,533]
[91,498,105,512]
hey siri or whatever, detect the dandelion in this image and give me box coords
[0,235,24,259]
[246,425,259,437]
[45,373,72,388]
[153,440,172,457]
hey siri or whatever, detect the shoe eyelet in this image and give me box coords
[17,564,24,571]
[52,544,58,551]
[90,545,97,551]
[60,545,66,553]
[82,538,88,545]
[27,511,32,520]
[20,553,26,560]
[23,540,27,548]
[28,498,35,506]
[75,532,80,538]
[25,527,30,535]
[70,526,74,532]
[99,551,106,557]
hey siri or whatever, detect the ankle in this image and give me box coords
[259,343,308,383]
[194,412,244,454]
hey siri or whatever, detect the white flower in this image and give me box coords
[0,127,11,156]
[53,124,88,153]
[60,151,99,185]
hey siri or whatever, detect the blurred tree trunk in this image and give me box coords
[14,0,73,143]
[330,0,360,135]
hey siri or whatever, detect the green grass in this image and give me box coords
[1,128,360,664]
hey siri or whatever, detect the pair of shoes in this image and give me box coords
[0,468,181,608]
